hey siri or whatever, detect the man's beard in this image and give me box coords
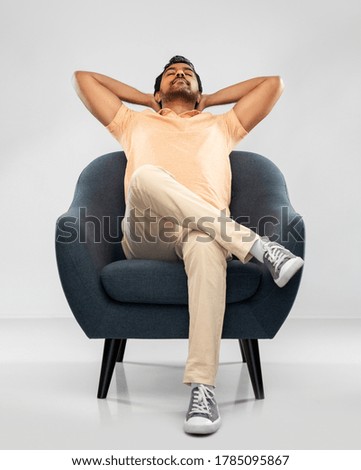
[161,85,198,105]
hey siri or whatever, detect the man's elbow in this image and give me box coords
[71,71,84,89]
[272,75,285,94]
[71,71,96,98]
[71,70,92,86]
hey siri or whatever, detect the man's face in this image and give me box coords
[155,62,201,107]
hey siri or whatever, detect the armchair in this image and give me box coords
[55,150,305,400]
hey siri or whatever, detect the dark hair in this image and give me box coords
[153,55,203,97]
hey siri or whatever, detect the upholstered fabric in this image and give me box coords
[55,150,305,339]
[100,259,261,305]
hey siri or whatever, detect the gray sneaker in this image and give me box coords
[183,384,221,435]
[261,236,304,288]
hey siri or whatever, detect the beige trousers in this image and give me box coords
[121,164,259,387]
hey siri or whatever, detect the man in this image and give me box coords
[72,55,304,435]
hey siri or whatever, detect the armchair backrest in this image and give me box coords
[72,151,126,219]
[230,151,304,253]
[70,150,304,256]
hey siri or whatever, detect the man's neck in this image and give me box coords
[161,99,197,115]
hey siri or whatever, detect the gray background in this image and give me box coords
[1,0,360,319]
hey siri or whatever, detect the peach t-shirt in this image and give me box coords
[105,104,248,213]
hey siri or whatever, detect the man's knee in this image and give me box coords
[182,231,228,263]
[129,164,159,189]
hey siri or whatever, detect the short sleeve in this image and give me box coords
[105,103,136,143]
[222,108,248,147]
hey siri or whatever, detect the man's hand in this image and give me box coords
[146,94,161,112]
[196,94,209,112]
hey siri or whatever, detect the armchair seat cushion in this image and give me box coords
[100,259,262,305]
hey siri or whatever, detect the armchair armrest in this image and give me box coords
[55,152,127,335]
[230,151,304,253]
[229,151,305,337]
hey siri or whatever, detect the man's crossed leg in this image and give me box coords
[121,164,304,435]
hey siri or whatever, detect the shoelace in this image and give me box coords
[264,242,290,272]
[189,384,215,417]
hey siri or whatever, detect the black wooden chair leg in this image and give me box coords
[238,339,246,362]
[241,339,265,400]
[97,338,121,399]
[116,339,127,362]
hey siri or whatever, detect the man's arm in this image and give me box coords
[198,76,284,132]
[72,71,160,126]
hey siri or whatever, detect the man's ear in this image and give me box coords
[155,91,161,103]
[196,92,201,104]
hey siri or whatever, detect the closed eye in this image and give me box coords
[165,68,194,77]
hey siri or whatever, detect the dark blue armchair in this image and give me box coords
[55,150,305,400]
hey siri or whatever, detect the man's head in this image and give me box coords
[154,55,203,109]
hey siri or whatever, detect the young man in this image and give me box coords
[72,55,304,435]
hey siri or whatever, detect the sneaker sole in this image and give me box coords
[184,416,221,435]
[276,257,304,288]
